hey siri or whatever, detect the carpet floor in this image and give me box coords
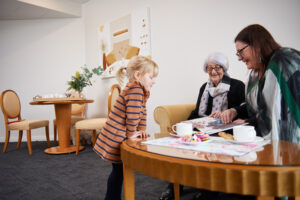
[0,141,200,200]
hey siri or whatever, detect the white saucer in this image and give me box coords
[230,136,264,144]
[169,132,180,137]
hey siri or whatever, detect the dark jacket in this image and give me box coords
[188,76,245,120]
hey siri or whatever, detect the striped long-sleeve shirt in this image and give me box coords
[93,81,149,163]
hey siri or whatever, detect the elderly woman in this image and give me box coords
[159,52,246,200]
[188,52,245,120]
[221,24,300,143]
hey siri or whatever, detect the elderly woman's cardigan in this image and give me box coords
[188,76,245,120]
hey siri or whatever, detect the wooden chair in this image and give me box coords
[53,103,86,146]
[75,84,121,155]
[0,90,51,155]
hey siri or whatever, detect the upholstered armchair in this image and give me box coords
[153,104,195,138]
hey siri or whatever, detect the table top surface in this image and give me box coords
[29,99,94,105]
[125,137,300,167]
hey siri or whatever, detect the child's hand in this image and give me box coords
[128,131,150,139]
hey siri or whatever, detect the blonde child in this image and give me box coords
[93,56,159,200]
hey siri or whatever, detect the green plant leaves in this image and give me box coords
[67,65,104,93]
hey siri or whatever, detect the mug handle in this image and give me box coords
[171,124,177,133]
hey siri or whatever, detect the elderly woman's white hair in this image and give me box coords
[203,52,229,73]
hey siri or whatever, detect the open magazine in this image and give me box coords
[182,116,247,134]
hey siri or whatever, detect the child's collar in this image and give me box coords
[128,80,150,99]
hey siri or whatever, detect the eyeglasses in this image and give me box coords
[206,65,223,72]
[236,45,249,57]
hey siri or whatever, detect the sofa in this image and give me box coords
[153,104,195,138]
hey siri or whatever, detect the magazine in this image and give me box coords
[182,116,247,134]
[142,136,270,157]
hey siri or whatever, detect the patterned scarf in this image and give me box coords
[198,75,231,116]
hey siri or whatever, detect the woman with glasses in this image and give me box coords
[221,24,300,144]
[159,52,246,200]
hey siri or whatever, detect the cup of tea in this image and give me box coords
[171,123,193,136]
[233,125,256,142]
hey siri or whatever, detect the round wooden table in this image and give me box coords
[30,99,93,154]
[121,138,300,200]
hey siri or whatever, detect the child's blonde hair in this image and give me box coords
[116,56,158,86]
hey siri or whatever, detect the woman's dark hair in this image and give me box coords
[234,24,281,65]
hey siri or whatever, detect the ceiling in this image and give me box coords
[0,0,90,20]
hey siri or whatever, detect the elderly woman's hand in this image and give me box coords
[209,111,222,119]
[232,119,246,124]
[220,108,237,124]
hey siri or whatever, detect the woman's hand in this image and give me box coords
[128,131,150,139]
[220,108,237,124]
[209,110,222,118]
[232,119,245,124]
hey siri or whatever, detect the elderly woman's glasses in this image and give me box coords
[236,45,249,57]
[206,65,222,72]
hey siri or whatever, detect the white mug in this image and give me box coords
[171,123,193,136]
[233,125,256,142]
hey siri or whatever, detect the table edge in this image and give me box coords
[121,141,300,197]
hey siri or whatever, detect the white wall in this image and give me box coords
[82,0,300,137]
[1,0,300,142]
[0,18,85,142]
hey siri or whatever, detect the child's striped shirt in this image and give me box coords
[93,81,149,163]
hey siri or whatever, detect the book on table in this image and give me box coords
[182,116,247,134]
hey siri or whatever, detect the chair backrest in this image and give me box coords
[108,84,121,114]
[0,90,21,122]
[68,91,86,118]
[71,103,86,118]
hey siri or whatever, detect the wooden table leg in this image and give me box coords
[123,163,135,200]
[44,104,84,154]
[173,183,180,200]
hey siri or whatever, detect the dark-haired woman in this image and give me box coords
[221,24,300,144]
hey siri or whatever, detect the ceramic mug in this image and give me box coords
[233,125,256,142]
[171,122,193,136]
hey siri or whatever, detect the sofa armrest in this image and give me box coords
[154,104,195,138]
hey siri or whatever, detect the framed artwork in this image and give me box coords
[98,7,151,78]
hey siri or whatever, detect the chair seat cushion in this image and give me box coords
[71,116,85,124]
[75,118,106,130]
[8,120,49,130]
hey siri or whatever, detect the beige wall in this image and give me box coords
[1,0,300,142]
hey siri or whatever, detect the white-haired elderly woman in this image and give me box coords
[188,52,245,120]
[160,52,246,200]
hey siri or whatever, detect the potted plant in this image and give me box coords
[67,65,104,97]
